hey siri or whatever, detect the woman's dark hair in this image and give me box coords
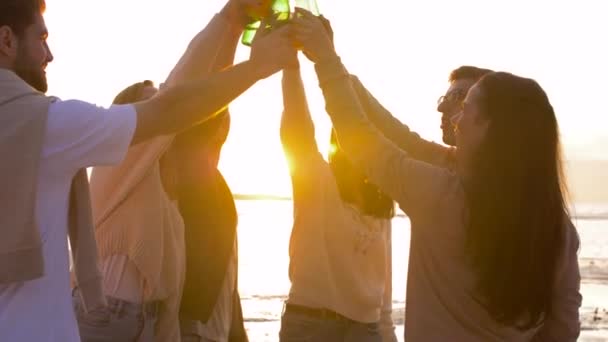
[465,72,576,329]
[329,130,394,219]
[112,80,154,105]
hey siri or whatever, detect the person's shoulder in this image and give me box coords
[562,215,581,253]
[48,99,136,123]
[289,149,330,175]
[291,152,340,205]
[43,99,137,157]
[49,98,130,111]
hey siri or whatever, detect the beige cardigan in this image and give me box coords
[88,12,236,341]
[90,135,185,341]
[315,58,582,341]
[0,68,106,311]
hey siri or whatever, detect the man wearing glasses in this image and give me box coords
[437,66,494,146]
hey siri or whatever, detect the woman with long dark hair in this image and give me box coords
[292,9,581,341]
[79,2,263,340]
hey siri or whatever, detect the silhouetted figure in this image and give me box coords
[293,9,582,341]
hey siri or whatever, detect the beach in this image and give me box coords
[235,200,608,341]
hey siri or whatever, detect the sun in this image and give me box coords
[218,143,293,197]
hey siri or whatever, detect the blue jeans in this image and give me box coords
[279,306,382,342]
[72,289,159,342]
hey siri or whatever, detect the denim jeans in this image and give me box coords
[279,306,382,342]
[72,289,159,342]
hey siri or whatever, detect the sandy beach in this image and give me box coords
[235,200,608,341]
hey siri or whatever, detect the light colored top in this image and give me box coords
[90,134,186,342]
[0,69,107,313]
[379,228,398,342]
[102,256,146,303]
[315,57,582,341]
[281,68,392,324]
[285,150,390,323]
[89,12,236,341]
[0,99,136,342]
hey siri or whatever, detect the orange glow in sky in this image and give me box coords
[44,0,608,196]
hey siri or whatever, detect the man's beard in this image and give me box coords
[14,48,48,93]
[443,130,456,147]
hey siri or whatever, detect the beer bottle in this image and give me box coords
[241,0,290,46]
[295,0,320,16]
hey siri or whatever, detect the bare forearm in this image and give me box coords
[212,22,241,72]
[164,12,234,87]
[174,33,239,172]
[132,60,263,144]
[281,68,317,153]
[178,10,240,139]
[177,13,240,141]
[135,6,295,145]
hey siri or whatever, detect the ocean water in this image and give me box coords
[235,200,608,341]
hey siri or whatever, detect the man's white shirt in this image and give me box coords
[0,99,136,341]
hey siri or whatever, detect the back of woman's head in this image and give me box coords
[113,80,155,105]
[466,72,574,329]
[329,131,394,219]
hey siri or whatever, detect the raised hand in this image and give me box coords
[291,8,337,63]
[318,16,334,46]
[250,20,299,78]
[240,0,273,20]
[222,0,272,27]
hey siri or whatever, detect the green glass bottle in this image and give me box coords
[295,0,320,16]
[241,0,290,46]
[241,21,260,46]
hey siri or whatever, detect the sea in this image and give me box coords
[235,200,608,341]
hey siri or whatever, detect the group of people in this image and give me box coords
[0,0,582,341]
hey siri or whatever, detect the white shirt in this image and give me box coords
[0,99,136,342]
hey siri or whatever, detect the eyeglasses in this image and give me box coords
[437,89,467,106]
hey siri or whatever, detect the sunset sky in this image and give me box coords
[44,0,608,196]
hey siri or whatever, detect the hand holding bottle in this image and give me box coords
[241,0,273,20]
[318,16,334,46]
[221,0,270,28]
[295,0,321,16]
[241,0,290,46]
[250,20,299,78]
[292,8,337,64]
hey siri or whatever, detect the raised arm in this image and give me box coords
[210,12,242,73]
[280,65,319,161]
[349,75,455,169]
[131,23,297,145]
[318,60,454,215]
[163,0,249,88]
[294,13,454,168]
[293,10,454,215]
[174,8,241,148]
[171,11,242,184]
